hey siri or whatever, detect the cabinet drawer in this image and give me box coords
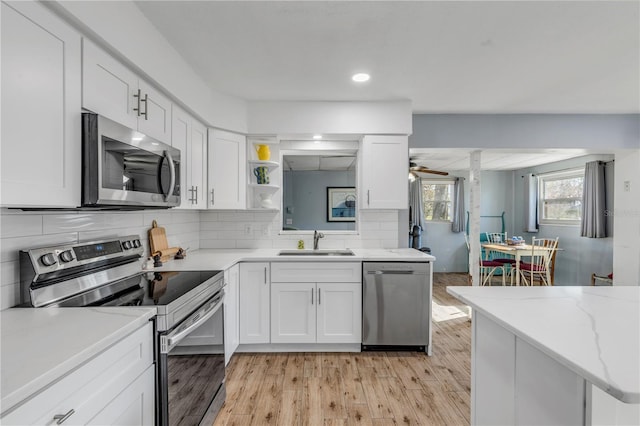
[2,322,154,425]
[271,262,361,283]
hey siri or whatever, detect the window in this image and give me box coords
[422,180,455,221]
[538,168,584,223]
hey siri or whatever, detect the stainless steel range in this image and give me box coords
[20,236,226,426]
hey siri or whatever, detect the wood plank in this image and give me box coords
[283,353,305,391]
[321,367,347,419]
[304,353,322,378]
[345,403,374,426]
[446,390,471,424]
[360,371,393,419]
[302,377,323,426]
[252,374,283,424]
[279,390,302,426]
[379,377,422,425]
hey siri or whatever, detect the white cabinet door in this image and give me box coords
[172,107,208,209]
[239,263,270,344]
[86,365,155,426]
[83,39,172,144]
[316,282,362,344]
[1,1,81,208]
[171,105,190,208]
[224,264,240,365]
[82,38,138,130]
[271,282,316,344]
[137,79,172,144]
[190,119,208,209]
[208,129,246,209]
[360,135,408,209]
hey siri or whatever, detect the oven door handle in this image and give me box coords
[161,292,224,353]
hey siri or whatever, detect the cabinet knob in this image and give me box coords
[53,409,75,425]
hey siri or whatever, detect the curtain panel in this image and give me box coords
[451,177,465,233]
[581,161,607,238]
[524,173,539,232]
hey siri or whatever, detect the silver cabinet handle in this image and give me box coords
[264,267,267,284]
[367,190,370,205]
[141,93,149,120]
[318,287,321,304]
[133,89,142,116]
[211,189,215,205]
[194,186,198,204]
[53,409,75,425]
[311,288,314,304]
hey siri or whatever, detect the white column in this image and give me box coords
[469,151,482,286]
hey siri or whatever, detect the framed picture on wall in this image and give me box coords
[327,187,356,222]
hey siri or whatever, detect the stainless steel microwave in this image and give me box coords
[82,113,181,208]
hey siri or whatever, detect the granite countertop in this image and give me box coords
[447,286,640,404]
[1,307,157,414]
[151,248,435,272]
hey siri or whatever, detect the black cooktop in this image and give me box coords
[142,270,222,306]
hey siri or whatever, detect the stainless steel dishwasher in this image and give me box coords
[362,262,432,354]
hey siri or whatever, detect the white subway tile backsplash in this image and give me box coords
[0,214,42,238]
[1,206,400,310]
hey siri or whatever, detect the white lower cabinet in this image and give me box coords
[239,262,270,344]
[1,322,155,425]
[270,262,362,345]
[271,281,361,344]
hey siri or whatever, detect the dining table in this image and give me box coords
[481,243,555,286]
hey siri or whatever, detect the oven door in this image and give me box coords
[158,290,225,426]
[82,113,181,208]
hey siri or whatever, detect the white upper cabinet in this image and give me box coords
[208,129,246,209]
[1,1,81,208]
[360,135,408,209]
[82,39,172,144]
[172,105,207,209]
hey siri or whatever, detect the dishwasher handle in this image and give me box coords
[367,270,422,275]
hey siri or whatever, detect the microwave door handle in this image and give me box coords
[162,150,176,201]
[162,294,223,352]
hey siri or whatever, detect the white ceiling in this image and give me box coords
[410,148,611,171]
[136,1,639,113]
[283,155,357,171]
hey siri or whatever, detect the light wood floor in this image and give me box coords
[213,273,471,426]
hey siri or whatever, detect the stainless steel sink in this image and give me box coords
[278,249,355,256]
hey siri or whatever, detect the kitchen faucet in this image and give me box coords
[313,230,325,250]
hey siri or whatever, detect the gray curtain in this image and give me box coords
[451,177,465,233]
[524,173,539,232]
[581,161,607,238]
[408,176,425,232]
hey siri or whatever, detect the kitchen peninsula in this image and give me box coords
[447,286,640,425]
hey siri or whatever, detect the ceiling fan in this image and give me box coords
[409,161,449,176]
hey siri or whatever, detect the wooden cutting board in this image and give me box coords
[149,220,169,255]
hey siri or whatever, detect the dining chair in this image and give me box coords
[519,237,559,286]
[465,234,505,286]
[484,232,517,284]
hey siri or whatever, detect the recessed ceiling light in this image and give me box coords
[352,73,370,83]
[313,134,322,140]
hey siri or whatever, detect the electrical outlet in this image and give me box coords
[624,181,631,192]
[244,224,252,235]
[262,225,270,236]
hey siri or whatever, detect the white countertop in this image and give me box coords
[151,248,434,272]
[447,286,640,404]
[0,307,156,414]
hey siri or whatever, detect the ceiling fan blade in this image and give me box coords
[409,166,449,176]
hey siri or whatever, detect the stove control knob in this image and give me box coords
[59,250,74,263]
[122,241,133,250]
[40,253,57,267]
[133,239,141,248]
